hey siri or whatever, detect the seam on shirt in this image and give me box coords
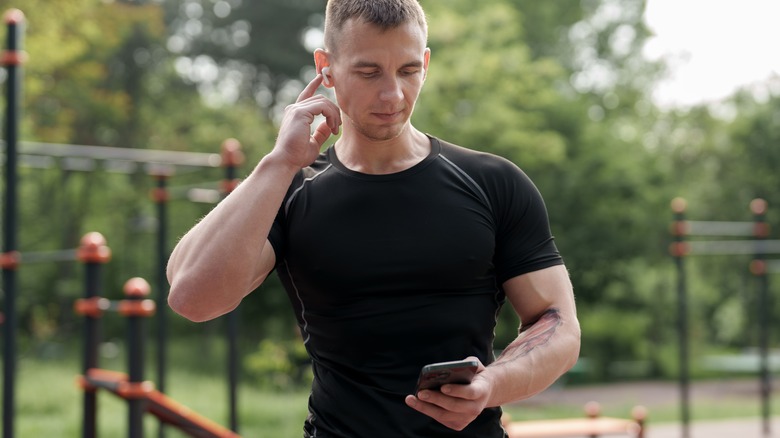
[283,260,311,345]
[284,163,333,215]
[437,154,493,212]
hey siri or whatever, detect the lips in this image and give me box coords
[372,111,403,121]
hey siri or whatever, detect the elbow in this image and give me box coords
[168,285,208,322]
[167,278,227,323]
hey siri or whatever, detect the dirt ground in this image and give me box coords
[516,377,777,408]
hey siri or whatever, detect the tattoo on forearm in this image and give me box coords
[503,308,562,359]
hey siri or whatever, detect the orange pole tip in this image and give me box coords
[123,277,151,298]
[80,232,107,248]
[3,9,24,25]
[220,138,245,166]
[78,232,111,263]
[147,163,175,178]
[584,401,601,418]
[631,405,648,421]
[671,197,687,213]
[750,198,768,215]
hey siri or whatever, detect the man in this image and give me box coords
[167,0,580,436]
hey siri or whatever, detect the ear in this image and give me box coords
[423,48,431,81]
[314,48,333,87]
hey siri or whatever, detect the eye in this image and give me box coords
[401,69,420,76]
[358,70,380,78]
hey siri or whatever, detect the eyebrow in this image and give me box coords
[351,60,424,69]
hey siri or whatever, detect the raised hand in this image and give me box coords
[271,74,342,170]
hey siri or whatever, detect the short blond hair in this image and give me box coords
[324,0,428,52]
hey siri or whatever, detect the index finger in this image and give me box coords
[296,74,325,103]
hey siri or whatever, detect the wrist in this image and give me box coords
[256,151,305,176]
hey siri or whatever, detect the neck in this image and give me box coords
[335,124,431,175]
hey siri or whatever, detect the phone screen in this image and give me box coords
[415,359,479,393]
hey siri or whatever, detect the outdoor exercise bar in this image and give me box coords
[76,232,112,438]
[670,197,777,438]
[1,9,26,438]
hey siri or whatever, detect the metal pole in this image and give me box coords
[77,233,112,438]
[750,199,771,438]
[150,166,173,438]
[221,139,244,433]
[1,10,25,438]
[123,278,153,438]
[670,198,690,438]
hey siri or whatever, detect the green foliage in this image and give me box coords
[244,338,312,391]
[417,0,568,169]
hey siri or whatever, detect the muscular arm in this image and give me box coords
[166,156,296,322]
[167,74,341,322]
[483,264,580,406]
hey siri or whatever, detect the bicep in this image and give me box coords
[502,265,576,326]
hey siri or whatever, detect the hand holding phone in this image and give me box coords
[415,359,479,393]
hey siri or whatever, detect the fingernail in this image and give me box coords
[418,391,429,400]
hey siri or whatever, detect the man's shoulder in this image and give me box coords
[433,136,522,175]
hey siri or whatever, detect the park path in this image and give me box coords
[647,416,779,438]
[510,377,779,438]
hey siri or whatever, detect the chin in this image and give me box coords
[360,123,409,142]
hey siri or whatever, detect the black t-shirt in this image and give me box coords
[268,136,562,437]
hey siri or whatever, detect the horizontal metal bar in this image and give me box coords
[2,141,222,168]
[18,154,56,169]
[186,188,221,204]
[685,220,755,237]
[688,240,780,255]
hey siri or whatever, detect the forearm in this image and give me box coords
[167,152,298,321]
[484,308,581,407]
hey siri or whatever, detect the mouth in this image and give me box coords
[372,111,404,122]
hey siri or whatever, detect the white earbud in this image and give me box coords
[321,66,332,86]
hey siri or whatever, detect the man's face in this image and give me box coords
[328,19,430,142]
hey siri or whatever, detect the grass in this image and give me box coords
[6,341,311,437]
[4,339,779,436]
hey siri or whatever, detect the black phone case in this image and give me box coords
[415,360,478,392]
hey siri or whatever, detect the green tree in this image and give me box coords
[161,0,325,113]
[1,0,280,341]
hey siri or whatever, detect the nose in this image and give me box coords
[378,75,404,103]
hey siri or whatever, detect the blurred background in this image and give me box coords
[1,0,778,436]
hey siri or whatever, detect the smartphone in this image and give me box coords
[415,359,479,393]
